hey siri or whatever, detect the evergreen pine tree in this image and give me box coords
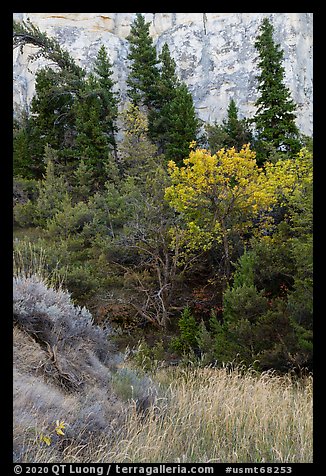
[223,99,252,149]
[74,74,111,189]
[252,17,301,159]
[14,20,87,170]
[73,159,94,202]
[73,46,120,188]
[126,13,160,109]
[34,146,70,225]
[13,18,84,77]
[205,99,252,153]
[93,45,119,158]
[165,83,199,165]
[157,43,180,101]
[148,43,180,151]
[13,112,44,178]
[30,67,77,156]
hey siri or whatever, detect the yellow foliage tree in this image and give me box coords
[165,144,277,280]
[264,147,313,207]
[118,102,158,178]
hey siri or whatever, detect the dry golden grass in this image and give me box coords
[102,366,313,463]
[16,366,312,463]
[13,240,66,287]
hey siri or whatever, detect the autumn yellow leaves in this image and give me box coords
[164,144,312,277]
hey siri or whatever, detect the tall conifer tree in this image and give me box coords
[93,45,119,159]
[14,19,87,170]
[148,43,180,151]
[223,99,252,149]
[157,43,180,103]
[126,13,159,109]
[252,17,300,158]
[165,83,199,166]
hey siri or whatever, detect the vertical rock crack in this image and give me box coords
[203,13,207,35]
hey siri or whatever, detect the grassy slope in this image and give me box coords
[73,366,312,464]
[14,362,313,463]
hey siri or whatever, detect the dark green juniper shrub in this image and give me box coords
[171,306,200,355]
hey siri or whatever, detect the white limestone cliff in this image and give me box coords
[13,12,313,135]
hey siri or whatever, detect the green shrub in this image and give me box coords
[14,200,38,228]
[110,367,157,401]
[63,263,102,303]
[47,201,93,239]
[13,176,39,204]
[223,284,270,325]
[232,249,256,288]
[13,177,40,227]
[132,339,165,372]
[190,320,214,366]
[34,155,70,227]
[171,307,200,355]
[250,237,295,297]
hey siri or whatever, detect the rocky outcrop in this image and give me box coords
[13,13,313,135]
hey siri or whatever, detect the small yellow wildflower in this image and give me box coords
[55,420,66,436]
[40,434,52,446]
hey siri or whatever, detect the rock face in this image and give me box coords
[13,13,313,135]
